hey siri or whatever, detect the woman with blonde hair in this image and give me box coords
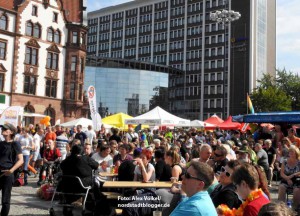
[278,145,300,209]
[164,149,183,181]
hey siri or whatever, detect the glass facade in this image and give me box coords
[84,66,168,117]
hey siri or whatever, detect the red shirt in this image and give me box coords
[243,193,270,216]
[43,148,61,161]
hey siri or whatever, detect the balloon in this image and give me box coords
[45,122,51,126]
[45,116,51,122]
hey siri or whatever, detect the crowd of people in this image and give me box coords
[1,122,300,216]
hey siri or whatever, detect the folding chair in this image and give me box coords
[49,175,93,216]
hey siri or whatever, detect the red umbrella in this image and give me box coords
[204,114,224,125]
[218,116,241,130]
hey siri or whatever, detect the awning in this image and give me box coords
[233,112,300,123]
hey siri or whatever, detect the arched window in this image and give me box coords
[24,104,35,126]
[33,23,41,38]
[26,22,33,36]
[54,30,60,43]
[44,107,55,126]
[0,15,7,30]
[47,28,54,41]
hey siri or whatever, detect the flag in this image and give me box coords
[134,124,142,133]
[247,94,255,114]
[87,86,101,131]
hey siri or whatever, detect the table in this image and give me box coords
[99,172,118,178]
[103,181,172,189]
[99,172,118,181]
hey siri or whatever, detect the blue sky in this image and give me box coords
[87,0,300,74]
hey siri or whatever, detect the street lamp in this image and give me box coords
[210,9,241,119]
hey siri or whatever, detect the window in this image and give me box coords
[217,85,222,93]
[24,105,34,126]
[54,30,60,43]
[46,52,58,70]
[33,24,40,38]
[25,47,38,65]
[78,84,82,100]
[47,28,54,41]
[79,57,84,73]
[53,12,58,22]
[32,5,38,16]
[71,56,77,72]
[0,73,4,91]
[210,86,216,94]
[44,108,55,126]
[210,100,215,108]
[217,99,222,108]
[70,83,75,99]
[72,31,78,43]
[204,100,208,108]
[23,75,36,95]
[0,41,6,60]
[45,79,57,98]
[0,15,7,30]
[26,22,33,36]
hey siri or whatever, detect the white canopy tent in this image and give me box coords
[60,118,112,130]
[190,120,216,128]
[125,106,190,126]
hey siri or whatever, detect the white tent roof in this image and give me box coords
[60,118,112,129]
[125,106,190,126]
[190,120,216,128]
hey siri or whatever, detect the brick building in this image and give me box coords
[0,0,89,126]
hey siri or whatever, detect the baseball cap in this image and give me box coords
[0,123,17,134]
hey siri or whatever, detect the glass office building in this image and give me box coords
[84,57,182,117]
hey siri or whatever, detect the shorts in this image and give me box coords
[32,151,41,162]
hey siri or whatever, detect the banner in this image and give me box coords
[0,106,23,127]
[87,86,101,131]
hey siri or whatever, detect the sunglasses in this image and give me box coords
[214,152,223,157]
[183,172,205,183]
[221,166,231,177]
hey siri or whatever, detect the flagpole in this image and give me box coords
[246,93,249,114]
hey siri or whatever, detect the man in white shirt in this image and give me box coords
[91,145,113,172]
[92,145,113,183]
[85,125,96,144]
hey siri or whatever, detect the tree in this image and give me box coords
[251,69,300,111]
[251,86,292,112]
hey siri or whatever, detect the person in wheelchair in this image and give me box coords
[37,140,61,185]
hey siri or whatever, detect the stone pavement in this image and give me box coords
[9,175,50,216]
[2,175,280,216]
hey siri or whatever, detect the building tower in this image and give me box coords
[87,0,276,119]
